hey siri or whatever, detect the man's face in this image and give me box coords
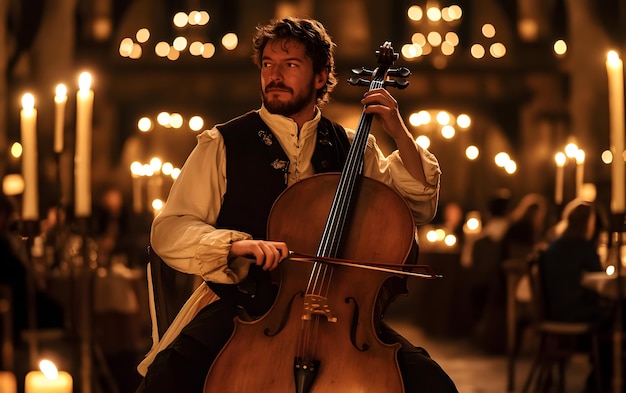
[260,39,326,117]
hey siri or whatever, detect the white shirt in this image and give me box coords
[138,105,441,375]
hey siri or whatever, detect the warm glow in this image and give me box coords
[152,198,164,211]
[167,49,179,62]
[495,152,510,167]
[409,110,430,126]
[39,359,59,379]
[445,32,459,46]
[130,161,145,176]
[415,135,431,149]
[155,42,170,57]
[608,50,621,67]
[137,117,152,132]
[490,43,506,58]
[457,114,471,128]
[426,229,438,242]
[173,36,188,51]
[426,7,442,22]
[119,38,134,57]
[555,152,566,166]
[2,174,24,196]
[444,234,457,247]
[55,84,67,102]
[482,24,496,38]
[471,44,485,58]
[189,41,204,56]
[564,142,579,158]
[173,12,188,27]
[575,149,585,164]
[10,142,22,158]
[407,5,423,21]
[427,31,442,47]
[602,149,613,164]
[202,43,216,58]
[465,145,479,160]
[171,168,181,179]
[606,265,615,276]
[78,72,92,92]
[189,116,204,131]
[162,162,174,175]
[136,28,150,43]
[222,33,238,50]
[504,160,517,174]
[157,112,171,126]
[553,39,567,56]
[21,93,35,111]
[150,157,163,173]
[169,113,184,128]
[441,125,455,139]
[436,111,451,125]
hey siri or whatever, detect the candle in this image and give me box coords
[130,161,145,214]
[554,152,566,205]
[575,149,585,197]
[25,360,72,393]
[606,51,625,213]
[20,93,39,221]
[0,371,17,393]
[54,84,67,154]
[75,72,94,217]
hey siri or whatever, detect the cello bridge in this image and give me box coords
[302,294,337,322]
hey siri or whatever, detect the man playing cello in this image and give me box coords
[135,17,457,393]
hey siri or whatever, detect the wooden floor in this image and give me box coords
[386,317,592,393]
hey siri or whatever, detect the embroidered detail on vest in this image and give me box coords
[258,129,290,184]
[258,129,274,146]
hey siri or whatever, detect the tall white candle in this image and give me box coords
[20,93,39,221]
[75,72,94,217]
[54,84,67,154]
[607,51,625,213]
[0,371,17,393]
[554,152,566,205]
[130,161,145,214]
[575,150,585,198]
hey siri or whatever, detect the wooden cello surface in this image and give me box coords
[204,42,414,393]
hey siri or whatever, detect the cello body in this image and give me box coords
[203,175,414,392]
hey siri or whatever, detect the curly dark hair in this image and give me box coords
[252,17,337,106]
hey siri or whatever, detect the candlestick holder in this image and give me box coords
[609,211,624,393]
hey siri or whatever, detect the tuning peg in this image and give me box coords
[351,67,375,76]
[388,67,411,78]
[384,78,410,89]
[347,76,371,87]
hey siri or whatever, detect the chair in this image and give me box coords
[521,252,603,393]
[146,245,197,341]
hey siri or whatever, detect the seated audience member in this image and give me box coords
[539,198,613,390]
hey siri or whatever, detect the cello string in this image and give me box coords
[298,74,385,364]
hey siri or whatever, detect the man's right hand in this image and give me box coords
[229,239,289,271]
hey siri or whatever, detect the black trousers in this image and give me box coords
[136,299,458,392]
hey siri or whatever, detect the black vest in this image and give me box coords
[208,111,350,316]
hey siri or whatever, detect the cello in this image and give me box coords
[204,42,437,393]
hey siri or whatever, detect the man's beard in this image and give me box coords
[262,80,316,117]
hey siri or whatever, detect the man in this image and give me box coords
[136,17,456,392]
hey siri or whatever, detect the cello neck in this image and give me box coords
[315,41,402,260]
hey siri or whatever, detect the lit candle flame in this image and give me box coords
[22,93,35,112]
[78,72,92,94]
[55,84,68,102]
[39,359,59,380]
